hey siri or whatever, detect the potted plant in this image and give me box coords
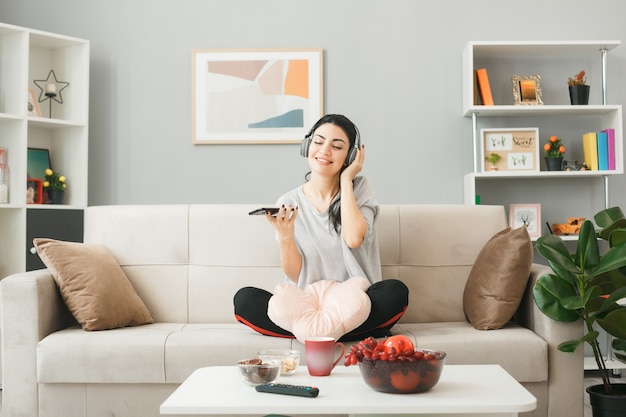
[533,206,626,416]
[485,152,502,171]
[543,135,565,171]
[43,168,67,204]
[568,70,590,105]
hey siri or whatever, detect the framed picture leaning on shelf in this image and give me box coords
[480,128,540,173]
[26,178,43,204]
[27,88,42,117]
[509,204,541,238]
[27,148,52,181]
[512,75,543,105]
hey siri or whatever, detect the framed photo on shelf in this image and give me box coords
[27,88,42,117]
[26,178,43,204]
[512,75,543,105]
[192,48,323,144]
[27,148,51,181]
[509,204,541,238]
[480,128,540,173]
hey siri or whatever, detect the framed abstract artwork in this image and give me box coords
[192,48,323,144]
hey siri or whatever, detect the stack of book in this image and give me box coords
[582,128,616,170]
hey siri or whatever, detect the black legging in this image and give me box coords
[233,279,409,342]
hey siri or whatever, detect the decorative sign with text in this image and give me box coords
[480,128,540,172]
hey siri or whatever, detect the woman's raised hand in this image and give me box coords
[341,145,364,184]
[267,205,298,240]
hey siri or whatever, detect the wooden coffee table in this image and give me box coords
[160,364,536,416]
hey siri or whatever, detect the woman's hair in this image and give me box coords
[304,114,360,234]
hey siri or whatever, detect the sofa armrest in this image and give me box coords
[1,269,74,417]
[515,262,584,417]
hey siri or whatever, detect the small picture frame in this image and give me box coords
[480,128,540,172]
[509,204,541,238]
[512,75,543,105]
[26,178,43,204]
[27,88,42,117]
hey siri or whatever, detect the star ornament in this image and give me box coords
[34,69,70,104]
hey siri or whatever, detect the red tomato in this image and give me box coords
[382,335,415,354]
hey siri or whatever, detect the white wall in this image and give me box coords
[2,0,626,216]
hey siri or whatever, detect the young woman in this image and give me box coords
[234,114,408,341]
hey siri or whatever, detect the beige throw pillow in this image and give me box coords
[34,238,154,331]
[462,227,532,330]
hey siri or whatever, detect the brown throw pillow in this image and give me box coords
[33,238,154,331]
[462,227,532,330]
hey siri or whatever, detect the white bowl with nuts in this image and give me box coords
[258,349,300,375]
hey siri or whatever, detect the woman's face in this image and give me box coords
[308,123,350,176]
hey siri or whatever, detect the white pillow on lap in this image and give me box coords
[268,277,371,343]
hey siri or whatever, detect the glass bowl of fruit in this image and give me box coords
[345,335,446,394]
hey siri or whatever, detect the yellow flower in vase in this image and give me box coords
[43,168,67,204]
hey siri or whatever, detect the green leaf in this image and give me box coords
[558,340,581,353]
[582,330,600,344]
[602,286,626,308]
[576,220,600,271]
[610,229,626,247]
[562,286,601,311]
[613,338,626,352]
[594,207,625,228]
[590,242,626,277]
[597,308,626,340]
[533,275,580,322]
[536,235,579,274]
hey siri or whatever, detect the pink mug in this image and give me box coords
[304,336,345,376]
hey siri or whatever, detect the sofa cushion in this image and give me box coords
[267,277,371,343]
[37,323,296,383]
[33,238,154,331]
[396,321,547,382]
[462,227,532,330]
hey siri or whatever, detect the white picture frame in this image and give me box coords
[192,48,323,144]
[509,203,542,238]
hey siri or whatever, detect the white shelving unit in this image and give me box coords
[462,41,623,218]
[0,22,89,279]
[463,41,625,372]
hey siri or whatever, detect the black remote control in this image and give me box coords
[255,383,319,398]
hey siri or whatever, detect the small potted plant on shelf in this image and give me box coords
[43,168,67,204]
[485,152,502,171]
[533,206,626,416]
[568,70,590,105]
[543,135,565,171]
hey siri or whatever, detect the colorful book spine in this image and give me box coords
[601,128,616,170]
[582,132,598,170]
[475,68,494,106]
[597,130,609,170]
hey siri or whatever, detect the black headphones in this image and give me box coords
[300,125,361,166]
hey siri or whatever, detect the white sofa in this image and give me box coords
[1,204,583,417]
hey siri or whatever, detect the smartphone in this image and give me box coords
[248,207,280,216]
